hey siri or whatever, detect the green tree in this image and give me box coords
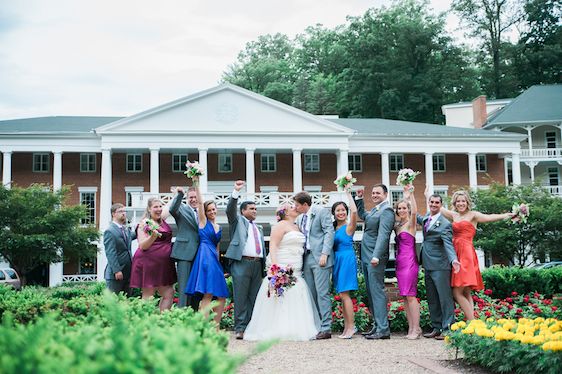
[470,182,562,265]
[451,0,525,98]
[0,184,99,285]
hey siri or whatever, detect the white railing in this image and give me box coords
[547,186,562,196]
[62,274,98,282]
[521,148,562,159]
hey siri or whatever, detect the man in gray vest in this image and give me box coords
[294,191,334,340]
[104,203,134,295]
[417,193,460,339]
[356,184,394,340]
[170,187,200,309]
[225,180,266,340]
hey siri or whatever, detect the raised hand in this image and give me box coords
[356,189,364,199]
[175,186,184,194]
[234,180,245,191]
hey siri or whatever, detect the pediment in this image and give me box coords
[97,84,352,135]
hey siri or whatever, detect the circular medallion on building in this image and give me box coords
[215,102,239,124]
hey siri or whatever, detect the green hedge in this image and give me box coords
[481,266,562,299]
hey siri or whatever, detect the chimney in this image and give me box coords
[472,95,487,129]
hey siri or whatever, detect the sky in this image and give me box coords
[0,0,458,120]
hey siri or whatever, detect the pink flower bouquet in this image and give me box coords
[510,203,530,224]
[143,218,162,238]
[396,168,420,187]
[333,172,357,192]
[184,160,205,179]
[267,264,297,298]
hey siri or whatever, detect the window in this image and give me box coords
[32,153,49,172]
[389,154,404,172]
[79,188,97,225]
[80,153,96,172]
[390,188,403,206]
[172,154,188,173]
[348,154,362,172]
[433,154,446,172]
[260,154,276,172]
[218,153,232,173]
[476,154,487,172]
[4,269,16,279]
[545,131,557,149]
[304,154,320,172]
[434,186,449,209]
[125,186,144,207]
[126,154,142,172]
[548,167,559,186]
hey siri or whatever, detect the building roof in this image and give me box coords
[0,116,122,134]
[485,85,562,128]
[329,118,523,139]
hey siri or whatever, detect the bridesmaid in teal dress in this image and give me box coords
[331,190,359,339]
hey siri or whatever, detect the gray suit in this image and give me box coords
[224,194,266,333]
[416,214,458,331]
[104,222,133,295]
[357,199,394,335]
[169,191,200,308]
[298,205,334,332]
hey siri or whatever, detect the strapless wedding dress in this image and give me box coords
[244,231,320,341]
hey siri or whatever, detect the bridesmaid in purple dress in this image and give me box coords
[130,197,177,312]
[393,185,421,339]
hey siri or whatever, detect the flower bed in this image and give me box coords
[447,318,562,373]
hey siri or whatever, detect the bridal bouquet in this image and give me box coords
[510,203,530,224]
[267,264,297,298]
[143,219,162,238]
[184,160,205,179]
[333,172,357,192]
[396,168,420,187]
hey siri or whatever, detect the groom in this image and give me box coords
[417,193,460,339]
[225,180,266,340]
[104,203,134,295]
[294,191,334,340]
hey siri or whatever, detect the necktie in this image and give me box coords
[250,221,261,255]
[193,208,198,222]
[301,214,308,249]
[424,217,432,232]
[120,226,128,242]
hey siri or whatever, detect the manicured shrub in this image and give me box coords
[482,266,562,298]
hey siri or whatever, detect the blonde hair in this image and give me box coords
[451,190,472,212]
[394,199,411,215]
[142,197,163,220]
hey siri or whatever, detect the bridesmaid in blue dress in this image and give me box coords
[185,178,229,325]
[393,185,421,339]
[331,190,359,339]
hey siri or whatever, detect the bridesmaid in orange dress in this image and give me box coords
[440,190,514,320]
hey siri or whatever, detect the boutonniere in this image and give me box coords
[434,220,441,228]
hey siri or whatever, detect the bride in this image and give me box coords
[244,203,320,341]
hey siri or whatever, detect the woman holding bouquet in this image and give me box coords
[184,177,229,325]
[130,198,177,312]
[440,190,514,320]
[331,190,359,339]
[393,185,421,339]
[244,203,320,341]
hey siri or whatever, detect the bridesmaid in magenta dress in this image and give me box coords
[393,185,421,339]
[130,197,177,312]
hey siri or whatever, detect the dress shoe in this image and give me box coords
[423,329,441,338]
[361,327,376,336]
[315,331,332,340]
[364,332,390,340]
[434,334,446,340]
[235,331,244,340]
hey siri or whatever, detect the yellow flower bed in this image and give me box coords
[450,317,562,352]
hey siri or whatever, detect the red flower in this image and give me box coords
[334,295,341,301]
[516,308,523,314]
[359,303,366,307]
[397,305,405,312]
[332,312,336,317]
[505,297,513,303]
[507,304,513,310]
[173,297,179,304]
[511,291,518,296]
[484,289,493,296]
[353,306,358,312]
[454,308,461,315]
[352,298,357,304]
[523,296,530,303]
[485,311,492,317]
[534,308,541,314]
[552,306,558,312]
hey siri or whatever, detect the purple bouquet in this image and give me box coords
[267,264,297,298]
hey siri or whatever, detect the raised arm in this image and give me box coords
[440,206,456,221]
[404,186,417,232]
[169,187,184,217]
[356,189,367,220]
[474,211,513,224]
[345,191,358,236]
[193,177,207,228]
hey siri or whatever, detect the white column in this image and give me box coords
[2,151,12,189]
[337,149,349,177]
[424,152,434,195]
[97,149,112,281]
[512,153,522,185]
[504,158,509,186]
[380,152,390,187]
[468,152,477,189]
[198,148,208,192]
[293,148,302,192]
[149,148,160,194]
[49,151,64,287]
[526,126,534,155]
[526,161,537,182]
[245,148,255,194]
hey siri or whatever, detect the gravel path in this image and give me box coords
[228,332,469,374]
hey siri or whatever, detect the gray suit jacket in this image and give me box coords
[416,214,458,271]
[169,191,200,261]
[297,205,335,267]
[357,199,394,263]
[224,194,266,269]
[103,222,133,280]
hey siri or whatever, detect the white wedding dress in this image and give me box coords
[244,230,320,341]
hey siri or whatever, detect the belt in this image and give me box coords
[241,256,262,262]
